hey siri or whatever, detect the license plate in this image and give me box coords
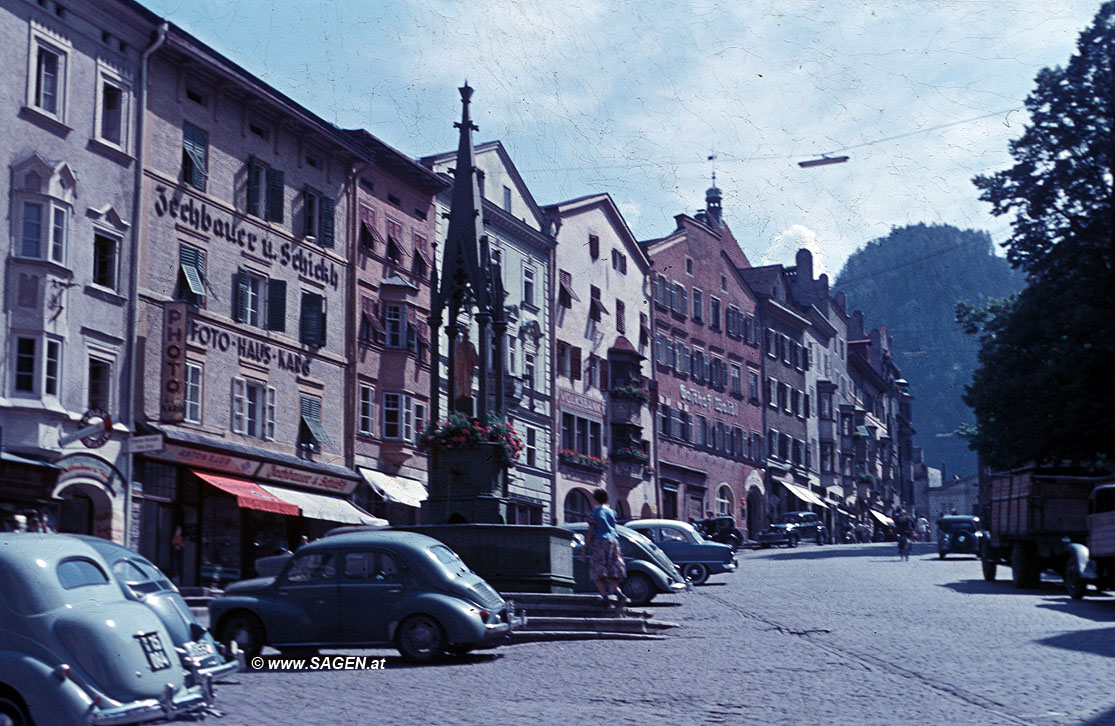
[135,632,172,671]
[186,640,214,659]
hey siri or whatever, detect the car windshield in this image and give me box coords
[428,544,472,577]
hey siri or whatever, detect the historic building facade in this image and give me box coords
[544,193,656,523]
[642,188,766,537]
[422,141,556,524]
[345,129,447,524]
[131,24,375,585]
[0,0,153,540]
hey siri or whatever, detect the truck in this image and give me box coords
[1063,482,1115,599]
[980,465,1112,588]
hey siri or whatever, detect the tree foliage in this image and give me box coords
[962,2,1115,470]
[834,223,1022,477]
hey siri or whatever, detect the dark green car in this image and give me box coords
[209,531,523,664]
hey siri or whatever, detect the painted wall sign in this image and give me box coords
[161,302,188,422]
[154,184,339,290]
[54,453,124,496]
[146,443,259,477]
[255,463,356,495]
[188,320,312,376]
[679,385,739,416]
[557,389,605,418]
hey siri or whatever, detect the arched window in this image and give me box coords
[563,488,593,524]
[717,485,733,516]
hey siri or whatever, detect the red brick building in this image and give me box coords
[641,188,766,537]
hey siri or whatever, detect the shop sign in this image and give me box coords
[55,453,123,496]
[154,184,339,290]
[188,320,311,376]
[146,443,259,478]
[161,302,188,422]
[128,434,165,454]
[557,389,605,418]
[256,463,356,495]
[679,385,738,416]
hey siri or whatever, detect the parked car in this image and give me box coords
[625,519,737,585]
[694,516,745,549]
[73,534,241,686]
[0,533,210,725]
[209,530,523,664]
[758,511,828,548]
[937,515,982,559]
[561,522,688,605]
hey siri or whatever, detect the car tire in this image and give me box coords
[622,572,655,605]
[396,614,447,664]
[981,545,997,582]
[682,563,710,586]
[938,550,946,560]
[1064,563,1086,600]
[0,687,31,726]
[218,612,264,660]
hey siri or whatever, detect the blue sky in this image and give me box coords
[140,0,1100,277]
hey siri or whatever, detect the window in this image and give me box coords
[245,159,285,221]
[588,234,599,259]
[522,265,535,307]
[17,198,67,264]
[343,551,399,583]
[30,37,67,119]
[779,382,789,412]
[413,233,429,277]
[14,338,37,393]
[563,489,593,524]
[792,389,802,417]
[615,299,626,333]
[676,341,691,376]
[92,233,118,290]
[685,257,694,275]
[526,427,537,467]
[611,249,627,274]
[767,377,777,408]
[184,362,202,424]
[383,393,417,442]
[524,353,536,391]
[235,271,285,330]
[589,286,607,323]
[748,370,759,402]
[97,78,125,147]
[358,385,375,436]
[232,379,274,439]
[302,187,335,247]
[766,329,777,357]
[709,297,721,329]
[721,274,728,292]
[386,218,404,263]
[300,292,327,347]
[502,185,512,212]
[820,392,833,419]
[558,270,576,309]
[792,439,803,466]
[87,357,111,410]
[731,364,742,396]
[299,395,332,453]
[561,412,602,458]
[821,443,834,474]
[177,244,214,306]
[182,123,208,191]
[692,289,703,323]
[696,415,707,447]
[45,339,60,396]
[383,302,407,348]
[654,274,668,308]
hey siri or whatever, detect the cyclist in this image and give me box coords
[894,509,914,561]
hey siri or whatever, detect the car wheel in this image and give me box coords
[938,550,946,560]
[396,614,447,664]
[622,572,655,605]
[0,688,31,726]
[1064,563,1086,600]
[981,547,997,582]
[682,563,710,586]
[219,612,264,660]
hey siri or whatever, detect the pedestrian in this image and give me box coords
[581,489,628,608]
[895,509,914,561]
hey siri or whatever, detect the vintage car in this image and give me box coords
[694,516,745,549]
[625,519,737,585]
[936,515,982,559]
[0,533,210,725]
[1064,483,1115,599]
[73,535,241,685]
[758,511,828,548]
[209,530,523,664]
[561,522,688,605]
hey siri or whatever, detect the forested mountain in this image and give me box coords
[832,223,1024,478]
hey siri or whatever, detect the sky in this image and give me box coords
[139,0,1101,278]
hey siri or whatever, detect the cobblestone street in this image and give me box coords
[204,542,1115,725]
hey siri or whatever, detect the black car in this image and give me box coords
[937,515,982,559]
[694,516,745,549]
[759,511,828,547]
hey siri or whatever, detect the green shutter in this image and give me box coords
[246,157,260,215]
[301,292,324,347]
[234,270,249,323]
[267,278,286,331]
[266,168,285,222]
[319,196,335,248]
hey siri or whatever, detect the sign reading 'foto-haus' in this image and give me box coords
[160,302,188,422]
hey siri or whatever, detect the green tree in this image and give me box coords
[962,1,1115,470]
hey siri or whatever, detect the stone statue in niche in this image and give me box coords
[453,339,478,415]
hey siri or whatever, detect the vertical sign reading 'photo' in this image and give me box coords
[161,302,188,422]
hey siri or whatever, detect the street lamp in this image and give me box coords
[798,155,850,168]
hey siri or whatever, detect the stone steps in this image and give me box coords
[501,591,681,642]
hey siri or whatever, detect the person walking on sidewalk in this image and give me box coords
[583,489,628,607]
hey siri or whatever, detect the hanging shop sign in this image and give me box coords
[161,302,188,422]
[154,184,339,290]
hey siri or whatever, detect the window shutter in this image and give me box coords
[406,306,418,352]
[231,378,246,434]
[679,344,691,375]
[234,270,249,323]
[266,168,285,222]
[319,196,335,248]
[246,157,260,213]
[266,387,276,440]
[301,292,324,346]
[266,278,286,331]
[679,287,688,316]
[571,347,582,380]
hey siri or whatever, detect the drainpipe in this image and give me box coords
[121,22,168,547]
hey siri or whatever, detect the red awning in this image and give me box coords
[193,471,300,516]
